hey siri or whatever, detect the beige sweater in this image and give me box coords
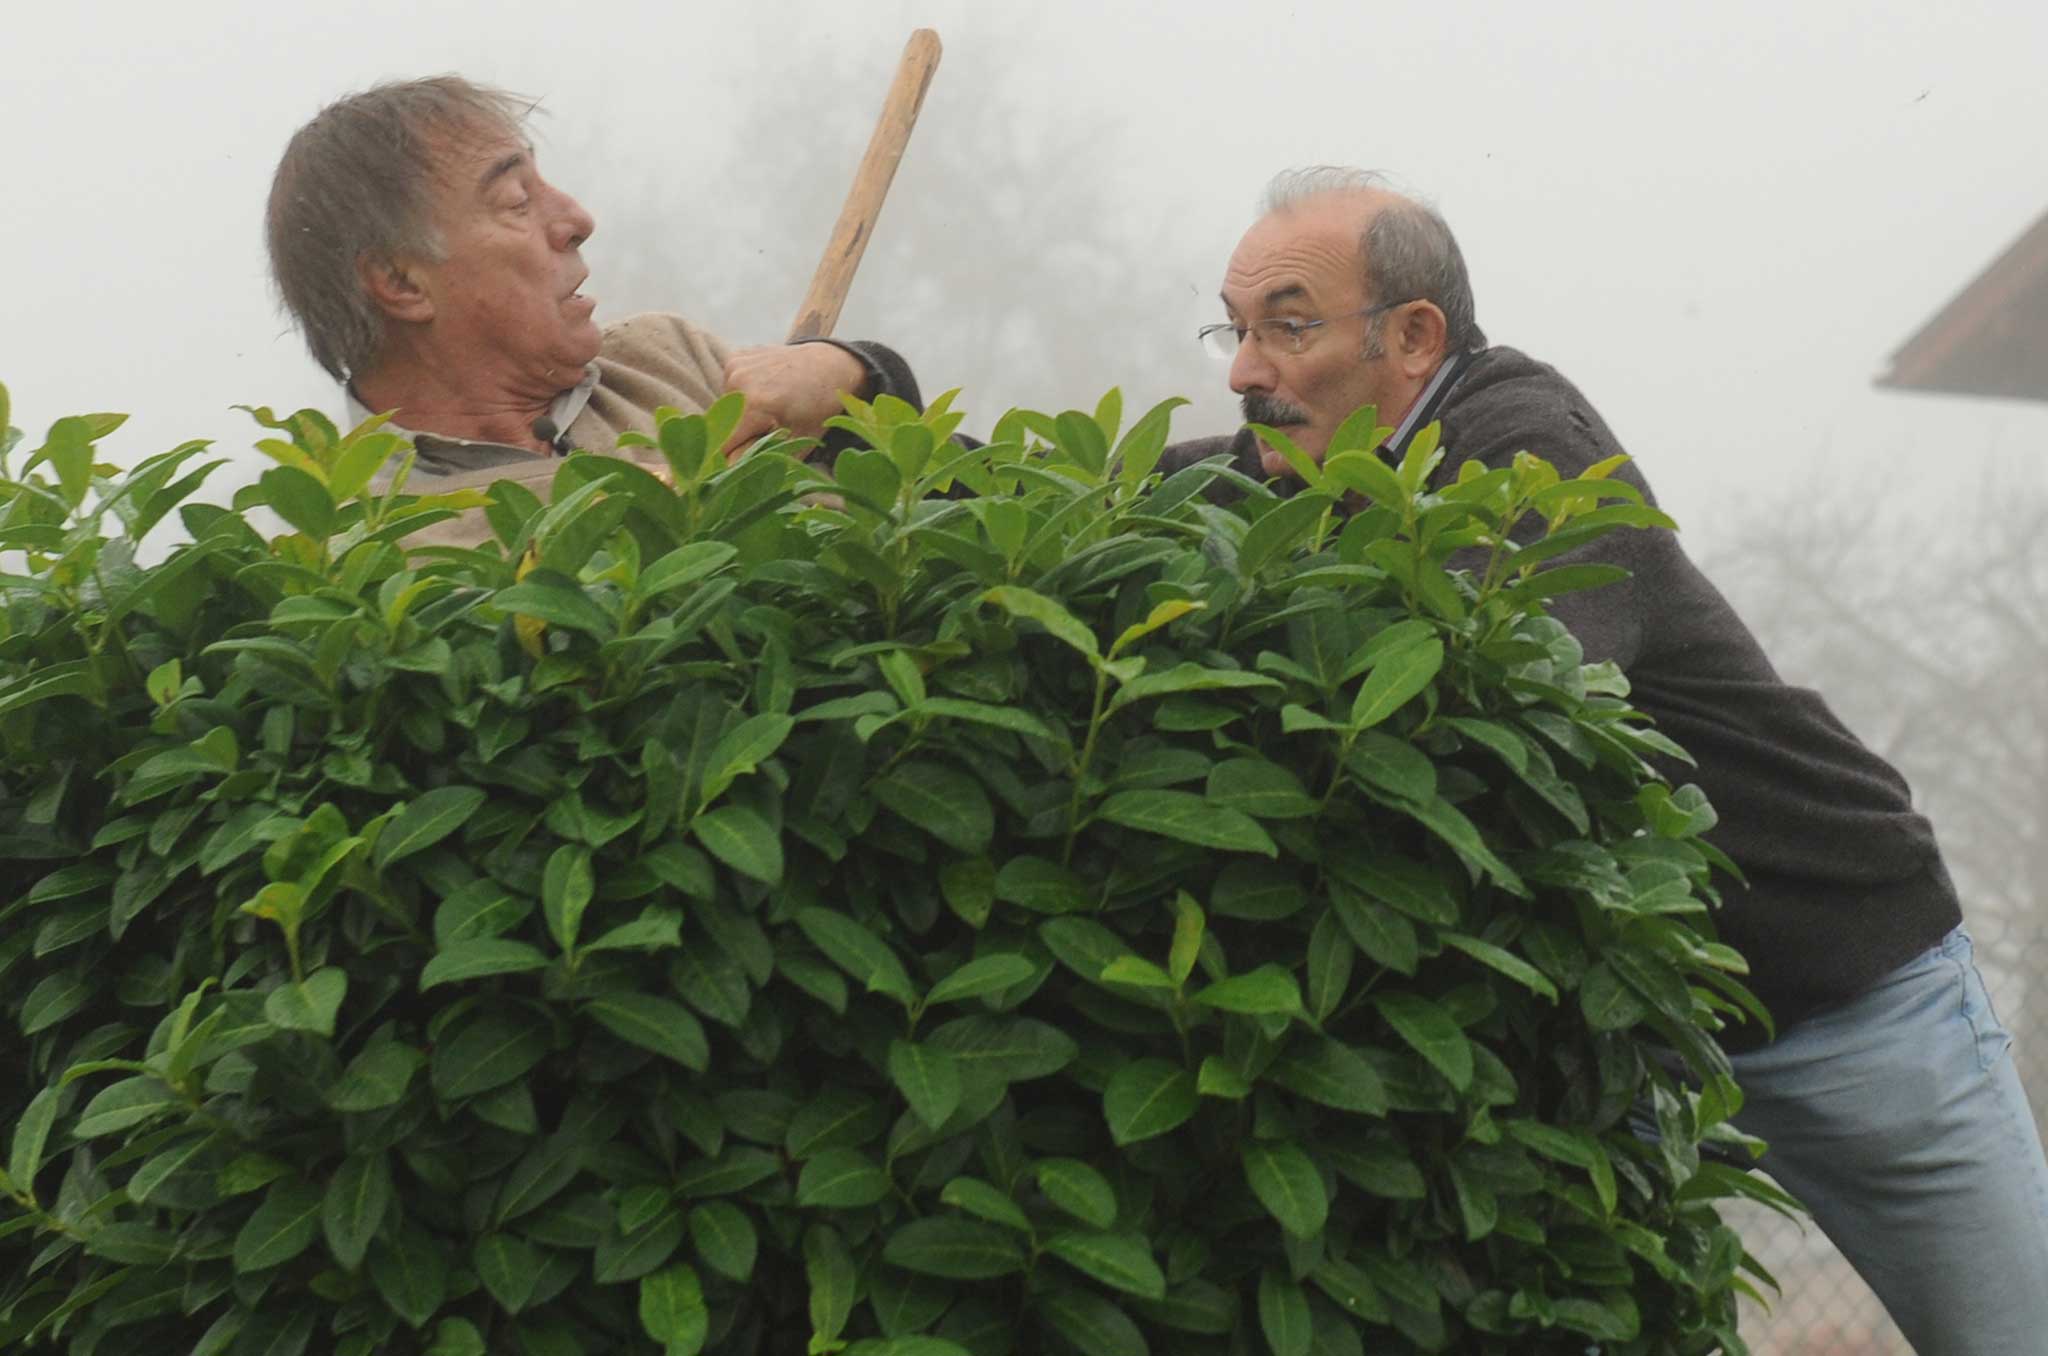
[376,313,731,550]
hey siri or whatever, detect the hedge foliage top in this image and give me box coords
[0,377,1786,1356]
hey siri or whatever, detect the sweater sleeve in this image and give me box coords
[1437,370,1652,671]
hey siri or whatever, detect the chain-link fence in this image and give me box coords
[1704,483,2048,1354]
[1729,918,2044,1354]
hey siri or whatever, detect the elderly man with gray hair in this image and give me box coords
[1160,166,2048,1354]
[266,76,919,535]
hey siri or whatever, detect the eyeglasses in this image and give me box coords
[1197,300,1406,360]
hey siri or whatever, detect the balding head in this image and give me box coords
[1258,167,1484,356]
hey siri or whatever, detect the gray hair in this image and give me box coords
[265,76,537,380]
[1261,166,1487,355]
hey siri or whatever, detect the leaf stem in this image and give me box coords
[1061,666,1113,865]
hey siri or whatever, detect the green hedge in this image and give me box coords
[0,380,1787,1355]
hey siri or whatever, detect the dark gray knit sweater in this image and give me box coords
[1159,346,1961,1044]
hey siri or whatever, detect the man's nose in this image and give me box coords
[549,189,597,250]
[1229,333,1276,396]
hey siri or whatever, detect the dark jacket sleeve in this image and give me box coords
[796,338,923,410]
[1433,359,1652,671]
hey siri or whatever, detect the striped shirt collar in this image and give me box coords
[1380,350,1469,465]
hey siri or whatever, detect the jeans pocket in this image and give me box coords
[1955,952,2015,1074]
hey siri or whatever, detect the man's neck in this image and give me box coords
[352,350,563,454]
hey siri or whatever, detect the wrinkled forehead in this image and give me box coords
[1221,207,1367,316]
[422,115,532,195]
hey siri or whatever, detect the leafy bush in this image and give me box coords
[0,378,1785,1356]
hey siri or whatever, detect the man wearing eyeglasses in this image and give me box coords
[1169,169,1486,483]
[1159,166,2048,1355]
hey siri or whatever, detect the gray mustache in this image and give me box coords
[1242,393,1311,427]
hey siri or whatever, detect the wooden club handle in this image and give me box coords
[786,28,943,342]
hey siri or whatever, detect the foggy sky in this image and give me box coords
[6,0,2047,554]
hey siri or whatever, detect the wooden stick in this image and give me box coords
[786,28,943,342]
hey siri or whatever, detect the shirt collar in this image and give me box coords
[342,361,601,457]
[1381,350,1468,464]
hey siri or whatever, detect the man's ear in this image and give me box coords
[356,253,435,324]
[1392,302,1449,377]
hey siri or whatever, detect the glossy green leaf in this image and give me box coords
[1109,662,1279,710]
[1349,638,1442,730]
[1443,934,1559,1002]
[807,1223,858,1346]
[8,1086,61,1190]
[1104,1057,1198,1145]
[431,1006,552,1098]
[691,804,783,884]
[1270,1039,1389,1115]
[585,994,709,1071]
[1097,789,1276,855]
[127,1131,219,1204]
[926,953,1036,1007]
[370,1228,448,1329]
[327,1042,424,1111]
[796,1148,890,1208]
[260,464,336,539]
[542,843,594,956]
[327,429,402,502]
[874,761,994,854]
[1325,1135,1426,1201]
[423,1318,487,1356]
[1344,732,1437,806]
[939,1176,1031,1232]
[496,574,616,636]
[980,586,1100,660]
[74,1074,182,1138]
[1036,1158,1118,1229]
[20,967,95,1033]
[1580,962,1650,1030]
[796,907,917,1006]
[883,1217,1028,1279]
[585,905,685,954]
[1037,1286,1148,1356]
[1191,964,1305,1018]
[234,1178,324,1272]
[375,785,485,869]
[322,1153,392,1271]
[688,1201,758,1282]
[474,1231,540,1314]
[1100,954,1177,990]
[889,1039,963,1130]
[1259,1267,1314,1356]
[639,541,738,600]
[700,712,794,805]
[1243,1140,1327,1239]
[595,1200,686,1282]
[1198,1056,1253,1100]
[1372,992,1473,1091]
[1206,757,1318,819]
[1305,912,1354,1022]
[419,938,551,991]
[639,1262,709,1356]
[1045,1229,1167,1299]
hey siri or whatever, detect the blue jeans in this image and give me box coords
[1729,926,2048,1355]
